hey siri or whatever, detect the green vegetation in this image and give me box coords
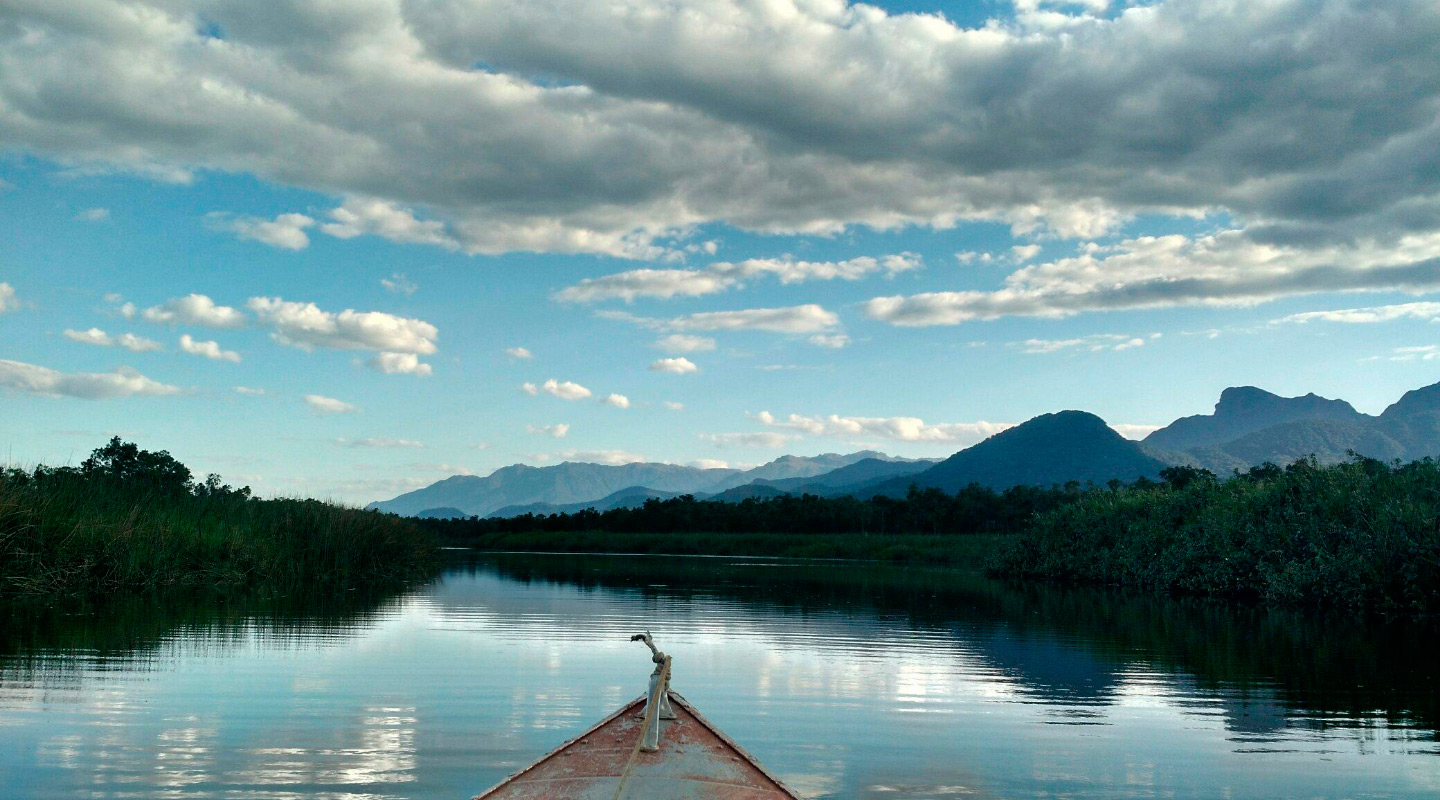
[1,438,435,596]
[993,458,1440,614]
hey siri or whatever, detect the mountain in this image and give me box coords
[367,462,739,517]
[488,486,691,518]
[1145,386,1366,451]
[749,457,938,495]
[368,451,905,517]
[869,411,1169,495]
[415,506,468,519]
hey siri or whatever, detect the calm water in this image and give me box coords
[1,553,1437,799]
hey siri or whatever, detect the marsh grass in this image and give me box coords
[0,440,435,596]
[991,457,1440,613]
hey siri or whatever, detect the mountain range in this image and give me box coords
[368,380,1440,519]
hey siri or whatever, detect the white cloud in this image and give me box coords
[1017,332,1159,354]
[1010,244,1041,263]
[757,411,1011,445]
[1111,423,1161,440]
[524,378,592,400]
[866,230,1440,326]
[320,197,457,249]
[179,334,241,363]
[334,437,425,448]
[234,385,267,396]
[699,432,800,448]
[209,212,315,250]
[653,334,715,354]
[63,328,163,353]
[381,272,418,296]
[555,269,733,303]
[0,358,182,399]
[688,458,729,469]
[304,394,358,414]
[247,297,438,354]
[532,449,646,465]
[1276,302,1440,325]
[505,346,534,359]
[0,283,16,313]
[75,207,109,222]
[650,357,698,375]
[601,393,631,409]
[1370,344,1440,362]
[2,0,1439,269]
[555,254,920,302]
[602,305,840,335]
[663,401,685,411]
[808,334,850,349]
[141,294,247,329]
[368,351,433,376]
[527,423,570,438]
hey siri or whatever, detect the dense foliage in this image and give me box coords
[1,438,435,596]
[994,457,1440,613]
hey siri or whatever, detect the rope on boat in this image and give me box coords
[610,633,672,800]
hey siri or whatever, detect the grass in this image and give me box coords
[459,530,1010,568]
[0,452,436,597]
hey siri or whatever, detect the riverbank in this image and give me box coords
[1,439,436,597]
[456,530,1009,567]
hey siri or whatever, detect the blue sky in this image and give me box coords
[4,0,1440,503]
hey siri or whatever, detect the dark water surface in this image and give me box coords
[1,552,1436,799]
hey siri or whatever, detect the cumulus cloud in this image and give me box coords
[527,423,570,438]
[663,401,684,411]
[234,385,266,396]
[650,357,698,375]
[865,231,1440,326]
[63,328,163,352]
[601,393,631,409]
[75,207,109,222]
[688,458,729,469]
[141,294,247,329]
[334,437,425,448]
[247,297,438,354]
[1111,423,1162,440]
[320,197,457,249]
[304,394,357,414]
[554,254,920,302]
[179,334,241,363]
[7,0,1440,315]
[505,346,534,359]
[0,282,16,313]
[208,212,315,250]
[654,334,715,354]
[381,272,418,296]
[368,352,433,376]
[700,432,799,448]
[757,411,1010,445]
[0,358,182,399]
[605,305,841,337]
[522,378,592,400]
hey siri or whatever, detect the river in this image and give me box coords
[2,552,1436,798]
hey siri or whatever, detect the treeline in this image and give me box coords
[1,438,435,596]
[421,481,1093,538]
[994,457,1440,614]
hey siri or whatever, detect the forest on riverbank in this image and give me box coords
[1,439,435,596]
[427,456,1440,613]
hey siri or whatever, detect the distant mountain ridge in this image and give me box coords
[367,451,900,517]
[371,380,1440,519]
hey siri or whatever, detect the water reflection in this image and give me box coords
[1,553,1436,800]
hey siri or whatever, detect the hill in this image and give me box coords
[869,411,1168,495]
[1145,386,1365,451]
[488,486,690,518]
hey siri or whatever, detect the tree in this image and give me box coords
[80,437,193,493]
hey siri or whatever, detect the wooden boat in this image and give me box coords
[473,634,803,800]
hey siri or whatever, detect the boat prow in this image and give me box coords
[473,635,802,799]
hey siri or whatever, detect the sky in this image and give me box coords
[3,0,1440,504]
